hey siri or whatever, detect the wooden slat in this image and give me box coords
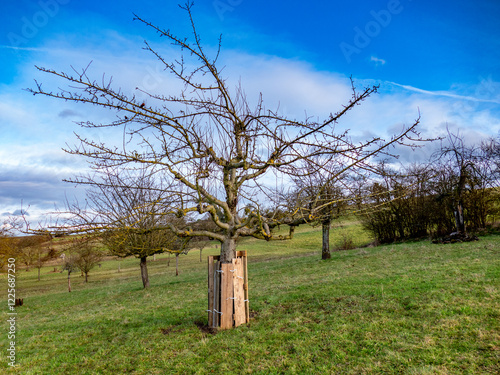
[220,263,234,329]
[242,253,249,323]
[207,256,214,328]
[232,258,246,327]
[214,260,220,328]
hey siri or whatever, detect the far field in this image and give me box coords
[1,221,499,374]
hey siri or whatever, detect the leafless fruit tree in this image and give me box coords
[70,236,104,283]
[28,2,422,321]
[66,167,186,288]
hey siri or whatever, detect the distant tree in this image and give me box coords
[70,236,104,283]
[66,167,186,288]
[433,129,497,235]
[16,234,55,277]
[16,237,37,271]
[292,161,348,259]
[361,163,436,243]
[482,137,500,173]
[34,240,57,281]
[361,133,500,243]
[62,255,77,292]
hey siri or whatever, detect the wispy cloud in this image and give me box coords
[0,45,48,52]
[370,56,386,66]
[387,81,500,105]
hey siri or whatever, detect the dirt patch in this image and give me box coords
[194,320,218,335]
[432,232,479,244]
[160,326,184,335]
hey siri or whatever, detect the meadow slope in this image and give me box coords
[1,224,499,374]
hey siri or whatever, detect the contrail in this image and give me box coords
[387,81,500,105]
[0,45,46,52]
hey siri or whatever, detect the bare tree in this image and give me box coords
[291,160,350,259]
[28,3,422,324]
[433,128,496,235]
[34,240,57,282]
[62,261,76,292]
[481,137,500,183]
[70,236,104,283]
[66,167,185,288]
[361,163,438,243]
[16,234,55,277]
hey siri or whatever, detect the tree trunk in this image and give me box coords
[454,201,466,234]
[140,256,149,288]
[84,272,88,283]
[175,253,179,276]
[220,237,236,263]
[322,220,331,260]
[200,249,202,263]
[67,271,72,292]
[37,267,41,281]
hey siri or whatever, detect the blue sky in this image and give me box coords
[1,0,499,226]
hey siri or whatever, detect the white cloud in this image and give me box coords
[2,29,500,225]
[370,56,386,66]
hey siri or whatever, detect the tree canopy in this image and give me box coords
[28,3,422,263]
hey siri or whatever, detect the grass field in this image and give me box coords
[1,221,499,374]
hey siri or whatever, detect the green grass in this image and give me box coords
[1,222,499,374]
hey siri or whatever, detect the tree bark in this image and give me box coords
[322,220,331,260]
[220,237,236,263]
[140,256,149,288]
[175,253,179,276]
[454,201,466,234]
[67,271,72,292]
[84,272,88,283]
